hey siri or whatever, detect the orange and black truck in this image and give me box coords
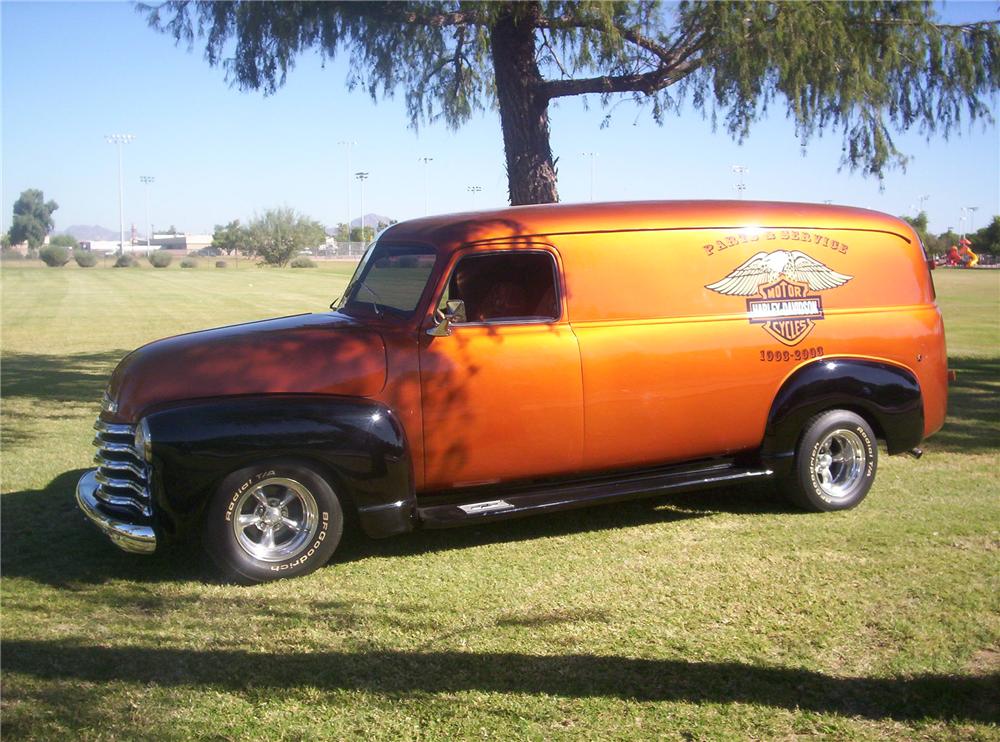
[78,201,948,582]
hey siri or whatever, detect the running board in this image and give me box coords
[416,460,773,529]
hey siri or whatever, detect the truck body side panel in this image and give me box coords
[557,226,943,472]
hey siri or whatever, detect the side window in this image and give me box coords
[446,252,559,323]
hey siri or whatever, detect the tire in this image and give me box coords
[780,410,878,512]
[204,460,344,584]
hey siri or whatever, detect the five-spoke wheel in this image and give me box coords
[232,477,319,562]
[205,461,344,583]
[781,410,878,511]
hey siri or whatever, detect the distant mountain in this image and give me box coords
[350,213,394,229]
[61,224,119,241]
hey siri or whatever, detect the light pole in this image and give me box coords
[338,140,356,241]
[917,194,930,215]
[106,134,135,255]
[731,165,749,199]
[581,152,598,201]
[140,176,155,247]
[467,185,482,208]
[419,156,433,216]
[965,205,979,235]
[355,171,369,244]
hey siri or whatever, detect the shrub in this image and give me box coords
[215,260,227,268]
[290,256,317,268]
[148,250,173,268]
[180,258,198,268]
[114,254,139,268]
[39,244,71,267]
[73,249,98,268]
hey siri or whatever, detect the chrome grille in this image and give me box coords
[92,419,152,516]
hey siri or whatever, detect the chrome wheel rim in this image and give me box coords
[813,429,865,500]
[232,477,319,562]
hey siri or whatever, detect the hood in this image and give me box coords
[106,313,387,422]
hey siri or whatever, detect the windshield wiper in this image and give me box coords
[357,281,384,317]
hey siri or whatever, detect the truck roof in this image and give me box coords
[381,200,915,253]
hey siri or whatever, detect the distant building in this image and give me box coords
[78,240,124,254]
[79,234,214,255]
[149,234,213,253]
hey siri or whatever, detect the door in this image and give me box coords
[418,248,584,490]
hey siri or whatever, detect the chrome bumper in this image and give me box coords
[76,470,157,554]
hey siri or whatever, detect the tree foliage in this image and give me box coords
[49,234,79,249]
[8,189,58,249]
[212,219,248,255]
[142,1,1000,204]
[349,226,375,243]
[969,215,1000,254]
[246,207,326,266]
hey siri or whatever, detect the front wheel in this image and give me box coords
[204,461,344,583]
[780,410,878,512]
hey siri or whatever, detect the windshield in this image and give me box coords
[337,243,437,318]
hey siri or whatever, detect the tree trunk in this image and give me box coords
[490,4,559,206]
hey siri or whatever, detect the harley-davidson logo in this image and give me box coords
[706,250,852,346]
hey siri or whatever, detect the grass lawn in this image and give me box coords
[1,262,997,740]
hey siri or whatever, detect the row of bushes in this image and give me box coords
[114,253,202,269]
[35,247,318,269]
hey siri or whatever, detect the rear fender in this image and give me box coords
[761,359,923,474]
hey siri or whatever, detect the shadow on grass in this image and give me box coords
[4,639,997,724]
[0,349,130,404]
[332,481,793,566]
[928,356,1000,454]
[3,470,792,587]
[1,349,131,448]
[0,469,208,587]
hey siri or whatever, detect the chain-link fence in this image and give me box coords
[315,241,368,258]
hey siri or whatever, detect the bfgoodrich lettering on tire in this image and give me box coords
[780,410,878,512]
[204,460,344,584]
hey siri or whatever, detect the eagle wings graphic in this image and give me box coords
[705,250,853,296]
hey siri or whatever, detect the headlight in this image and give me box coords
[134,418,152,463]
[101,391,118,415]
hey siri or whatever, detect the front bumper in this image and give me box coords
[76,470,157,554]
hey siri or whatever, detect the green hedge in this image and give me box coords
[148,251,173,268]
[38,245,71,267]
[73,250,98,268]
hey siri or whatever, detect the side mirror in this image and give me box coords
[427,299,467,337]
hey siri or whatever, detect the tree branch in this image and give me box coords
[539,27,571,79]
[402,10,485,28]
[535,14,677,64]
[540,58,701,100]
[533,11,711,100]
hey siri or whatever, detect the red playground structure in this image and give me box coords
[945,237,979,268]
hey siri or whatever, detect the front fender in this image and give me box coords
[761,358,924,473]
[144,395,415,540]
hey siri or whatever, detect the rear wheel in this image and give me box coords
[204,460,343,583]
[781,410,878,512]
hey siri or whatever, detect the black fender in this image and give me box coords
[761,358,923,474]
[143,395,416,541]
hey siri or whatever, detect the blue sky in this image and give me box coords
[2,1,997,236]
